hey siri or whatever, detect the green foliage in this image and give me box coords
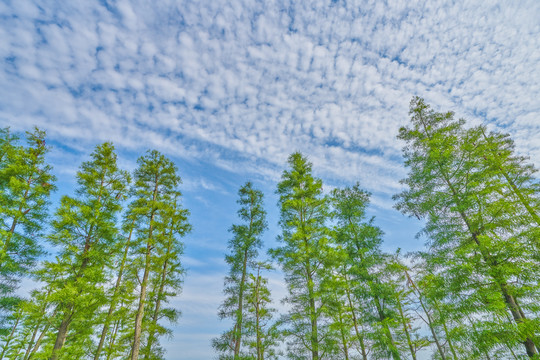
[128,149,190,360]
[213,182,270,359]
[394,97,540,358]
[0,128,56,329]
[271,152,335,360]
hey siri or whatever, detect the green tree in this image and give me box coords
[394,97,540,358]
[140,196,189,359]
[34,142,130,360]
[244,262,280,360]
[0,128,55,328]
[213,181,268,359]
[128,150,190,360]
[271,152,335,360]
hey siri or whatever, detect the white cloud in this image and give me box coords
[2,1,540,359]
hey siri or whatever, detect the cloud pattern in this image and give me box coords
[1,1,540,359]
[2,0,539,196]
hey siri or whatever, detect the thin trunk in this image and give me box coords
[93,226,133,360]
[26,322,51,360]
[233,248,249,358]
[105,318,121,360]
[254,269,262,360]
[0,313,20,360]
[23,321,42,360]
[306,262,319,360]
[49,308,73,360]
[130,176,159,360]
[130,243,151,360]
[343,275,368,360]
[26,307,57,360]
[404,270,447,360]
[374,295,401,360]
[335,296,350,360]
[143,237,172,358]
[395,294,416,360]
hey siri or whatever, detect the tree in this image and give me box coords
[0,128,55,328]
[244,262,280,360]
[213,181,268,359]
[330,184,406,360]
[394,97,540,358]
[37,142,130,360]
[271,152,334,360]
[128,150,190,360]
[140,196,189,359]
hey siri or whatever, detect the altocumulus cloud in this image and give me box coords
[2,1,540,359]
[1,0,539,198]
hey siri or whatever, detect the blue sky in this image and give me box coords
[1,0,540,359]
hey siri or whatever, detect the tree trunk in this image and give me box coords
[49,308,74,360]
[404,270,447,360]
[130,242,152,360]
[0,313,20,360]
[143,236,172,358]
[396,294,416,360]
[94,227,133,360]
[374,295,401,360]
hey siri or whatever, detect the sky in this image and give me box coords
[1,0,540,359]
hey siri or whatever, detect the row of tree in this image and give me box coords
[1,97,539,359]
[212,97,540,359]
[0,131,190,359]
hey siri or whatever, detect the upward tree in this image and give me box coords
[330,184,405,360]
[40,142,130,360]
[394,97,540,358]
[271,152,334,360]
[128,150,190,360]
[0,128,55,331]
[213,181,268,359]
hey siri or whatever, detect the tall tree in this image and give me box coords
[394,97,540,358]
[244,262,280,360]
[140,196,189,359]
[128,150,190,360]
[38,142,130,360]
[213,181,267,359]
[271,152,335,360]
[0,128,55,328]
[330,184,404,360]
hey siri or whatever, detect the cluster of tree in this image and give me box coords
[213,97,540,360]
[1,96,539,360]
[0,130,190,360]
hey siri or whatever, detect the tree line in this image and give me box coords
[0,135,190,359]
[1,97,539,359]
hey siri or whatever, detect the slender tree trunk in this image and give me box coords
[344,277,368,360]
[396,294,416,360]
[143,236,173,358]
[404,270,448,360]
[306,262,319,360]
[254,269,262,360]
[374,295,401,360]
[0,313,20,360]
[105,318,122,360]
[25,307,57,360]
[49,308,74,360]
[233,248,249,358]
[94,227,133,360]
[130,242,152,360]
[335,295,350,360]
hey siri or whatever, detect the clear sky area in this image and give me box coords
[1,0,539,359]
